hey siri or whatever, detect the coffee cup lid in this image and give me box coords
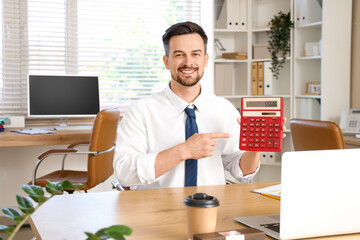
[184,193,220,208]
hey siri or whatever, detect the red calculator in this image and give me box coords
[239,97,284,152]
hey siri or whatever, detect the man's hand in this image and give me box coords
[182,133,230,160]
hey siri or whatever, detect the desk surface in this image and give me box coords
[0,128,91,147]
[29,182,360,240]
[343,135,360,147]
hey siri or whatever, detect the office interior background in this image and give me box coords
[0,0,359,210]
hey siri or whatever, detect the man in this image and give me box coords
[113,21,261,190]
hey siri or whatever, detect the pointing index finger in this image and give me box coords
[206,133,230,139]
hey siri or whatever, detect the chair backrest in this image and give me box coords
[290,118,345,151]
[87,108,120,188]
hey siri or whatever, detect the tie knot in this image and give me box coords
[185,107,196,118]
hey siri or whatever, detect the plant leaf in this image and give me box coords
[84,232,100,240]
[21,184,44,197]
[104,225,132,236]
[106,231,125,240]
[95,227,107,237]
[0,224,15,235]
[2,208,24,223]
[16,194,35,214]
[21,184,48,204]
[60,180,83,191]
[45,181,63,195]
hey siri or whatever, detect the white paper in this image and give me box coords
[252,184,281,198]
[11,128,55,135]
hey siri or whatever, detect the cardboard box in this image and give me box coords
[253,43,270,59]
[222,52,247,60]
[194,228,265,240]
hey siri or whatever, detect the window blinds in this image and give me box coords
[0,0,201,115]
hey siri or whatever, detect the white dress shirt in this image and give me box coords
[113,84,259,190]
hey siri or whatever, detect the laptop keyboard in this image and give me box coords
[260,223,280,233]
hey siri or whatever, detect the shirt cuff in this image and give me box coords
[233,157,261,182]
[136,152,157,184]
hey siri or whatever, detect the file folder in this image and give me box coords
[251,62,258,95]
[264,62,273,95]
[257,61,264,95]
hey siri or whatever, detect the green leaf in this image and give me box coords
[104,225,132,236]
[2,208,24,223]
[45,181,63,195]
[21,184,48,204]
[60,180,83,191]
[106,231,125,240]
[85,232,100,240]
[95,227,107,237]
[0,224,15,235]
[16,194,35,214]
[21,184,44,197]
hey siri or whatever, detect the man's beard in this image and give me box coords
[171,66,204,87]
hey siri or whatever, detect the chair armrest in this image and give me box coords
[38,149,78,160]
[111,180,130,191]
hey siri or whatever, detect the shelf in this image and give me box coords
[214,29,247,33]
[221,95,246,99]
[251,28,270,32]
[252,57,291,62]
[296,21,322,29]
[215,58,248,63]
[295,94,321,99]
[296,56,321,60]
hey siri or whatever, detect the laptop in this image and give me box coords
[234,149,360,239]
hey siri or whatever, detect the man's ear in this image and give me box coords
[163,55,170,70]
[204,53,209,68]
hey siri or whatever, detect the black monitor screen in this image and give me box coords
[28,75,100,117]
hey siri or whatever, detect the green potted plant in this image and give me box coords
[0,180,132,240]
[267,11,294,79]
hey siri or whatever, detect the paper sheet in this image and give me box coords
[11,128,55,135]
[252,184,281,198]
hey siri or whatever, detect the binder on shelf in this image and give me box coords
[222,52,247,60]
[251,62,258,95]
[257,61,264,95]
[215,0,247,30]
[214,64,233,96]
[264,62,273,96]
[296,0,322,26]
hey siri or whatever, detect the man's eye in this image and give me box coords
[175,54,182,57]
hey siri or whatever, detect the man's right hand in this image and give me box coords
[182,133,230,160]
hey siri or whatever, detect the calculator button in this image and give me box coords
[262,119,266,122]
[255,138,260,143]
[242,123,248,127]
[249,138,254,142]
[261,138,266,143]
[248,143,253,147]
[242,133,247,137]
[255,123,260,127]
[254,143,260,148]
[250,119,255,122]
[250,128,254,132]
[269,129,274,132]
[261,123,266,127]
[249,133,254,137]
[274,133,279,138]
[274,139,279,148]
[255,133,260,137]
[249,123,255,127]
[256,118,260,122]
[268,133,273,138]
[241,137,247,142]
[274,128,280,132]
[274,123,280,127]
[241,143,247,148]
[255,128,260,132]
[242,128,247,132]
[261,133,266,138]
[261,128,266,132]
[260,143,265,148]
[269,123,274,127]
[267,139,274,148]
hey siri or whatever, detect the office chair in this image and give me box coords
[30,108,120,191]
[290,118,345,151]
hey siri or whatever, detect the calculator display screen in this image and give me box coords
[246,101,277,108]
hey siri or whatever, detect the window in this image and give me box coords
[0,0,201,115]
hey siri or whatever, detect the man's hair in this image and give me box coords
[162,21,208,56]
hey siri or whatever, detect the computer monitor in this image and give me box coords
[28,75,100,118]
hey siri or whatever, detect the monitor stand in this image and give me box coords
[54,117,93,131]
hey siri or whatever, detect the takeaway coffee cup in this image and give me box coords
[184,193,220,240]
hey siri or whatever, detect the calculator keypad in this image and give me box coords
[240,116,283,152]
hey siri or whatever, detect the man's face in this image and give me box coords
[163,33,209,87]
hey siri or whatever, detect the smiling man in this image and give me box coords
[113,21,261,190]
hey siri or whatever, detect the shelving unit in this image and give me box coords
[213,0,352,181]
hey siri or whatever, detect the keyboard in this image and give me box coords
[53,125,93,131]
[260,223,280,233]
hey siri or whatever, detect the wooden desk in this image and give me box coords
[0,129,91,147]
[344,135,360,147]
[29,182,360,240]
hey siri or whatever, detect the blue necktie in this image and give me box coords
[184,107,198,187]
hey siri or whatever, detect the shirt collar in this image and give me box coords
[165,82,206,114]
